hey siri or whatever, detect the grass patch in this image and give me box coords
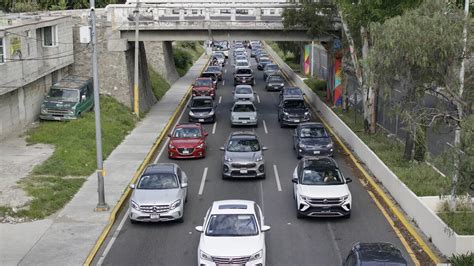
[173,41,204,76]
[439,212,474,235]
[149,67,170,101]
[304,78,327,99]
[267,41,301,73]
[26,96,137,176]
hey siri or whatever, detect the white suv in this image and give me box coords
[292,157,352,218]
[196,200,270,266]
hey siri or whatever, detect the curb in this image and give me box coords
[269,44,440,264]
[83,56,209,266]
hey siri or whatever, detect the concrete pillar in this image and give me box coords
[256,8,262,21]
[205,8,210,21]
[18,87,26,123]
[162,41,180,84]
[231,8,236,21]
[179,9,185,21]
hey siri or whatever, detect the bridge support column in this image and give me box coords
[231,8,236,21]
[256,8,262,21]
[179,9,185,21]
[205,8,210,21]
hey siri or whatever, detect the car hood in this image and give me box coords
[131,188,181,205]
[232,111,257,117]
[235,94,254,98]
[284,108,307,115]
[235,73,252,77]
[299,138,331,147]
[191,107,213,113]
[268,81,284,86]
[226,151,261,162]
[170,138,202,148]
[299,184,350,198]
[43,100,77,109]
[193,86,212,91]
[200,235,264,257]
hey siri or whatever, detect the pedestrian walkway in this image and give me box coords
[0,55,208,266]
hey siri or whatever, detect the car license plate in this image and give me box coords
[294,119,300,123]
[150,214,160,219]
[199,119,204,122]
[313,151,320,154]
[242,80,247,83]
[242,120,247,124]
[240,169,248,174]
[183,150,190,154]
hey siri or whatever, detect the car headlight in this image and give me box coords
[250,116,256,120]
[200,250,212,261]
[170,199,181,210]
[224,156,232,162]
[341,194,350,201]
[326,143,333,148]
[130,200,139,210]
[298,143,307,149]
[189,110,195,116]
[283,111,289,116]
[304,111,310,116]
[300,195,310,202]
[249,250,263,261]
[168,144,175,149]
[255,155,263,162]
[196,143,204,149]
[280,83,284,86]
[208,109,215,116]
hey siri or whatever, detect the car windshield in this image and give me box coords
[201,73,216,80]
[260,59,271,64]
[236,69,252,75]
[137,174,179,189]
[47,88,79,101]
[213,54,224,59]
[268,76,283,83]
[194,79,212,87]
[206,214,258,236]
[227,138,260,152]
[284,88,302,96]
[300,127,327,138]
[236,56,247,60]
[207,66,220,72]
[233,104,255,112]
[191,99,213,108]
[236,87,252,94]
[300,168,344,185]
[265,64,278,70]
[173,127,202,138]
[236,61,248,67]
[284,100,305,109]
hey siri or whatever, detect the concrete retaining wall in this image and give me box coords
[265,43,474,257]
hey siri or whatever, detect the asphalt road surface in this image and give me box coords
[96,47,414,266]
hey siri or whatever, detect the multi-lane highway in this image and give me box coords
[95,46,415,266]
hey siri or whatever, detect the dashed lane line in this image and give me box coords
[273,164,282,192]
[198,167,208,196]
[263,120,268,134]
[97,210,130,265]
[212,121,217,134]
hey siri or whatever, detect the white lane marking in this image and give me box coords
[273,164,282,192]
[327,222,343,265]
[212,121,217,134]
[218,96,222,104]
[262,120,268,134]
[153,98,189,163]
[97,210,130,265]
[222,80,225,86]
[259,180,265,212]
[198,167,208,195]
[257,95,261,103]
[225,68,227,74]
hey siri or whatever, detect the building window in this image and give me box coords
[42,26,57,47]
[0,37,5,64]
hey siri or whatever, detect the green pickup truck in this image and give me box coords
[40,76,94,121]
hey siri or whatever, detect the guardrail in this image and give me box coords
[265,43,474,257]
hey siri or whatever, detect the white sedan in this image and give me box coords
[196,200,270,266]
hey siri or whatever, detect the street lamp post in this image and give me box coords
[90,0,109,211]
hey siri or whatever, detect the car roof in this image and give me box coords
[175,123,202,129]
[282,94,305,100]
[354,243,407,264]
[210,200,256,215]
[143,163,176,175]
[235,84,253,89]
[302,156,338,170]
[230,131,258,138]
[233,101,255,106]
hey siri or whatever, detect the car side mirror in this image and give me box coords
[195,226,203,232]
[219,147,225,151]
[261,225,271,232]
[204,132,209,137]
[181,182,188,188]
[346,177,353,183]
[129,184,135,189]
[291,178,298,184]
[262,146,268,151]
[254,92,257,94]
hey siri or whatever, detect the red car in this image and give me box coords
[192,77,216,99]
[168,123,208,159]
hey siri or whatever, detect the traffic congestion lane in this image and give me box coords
[99,45,415,266]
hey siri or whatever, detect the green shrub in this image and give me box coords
[304,78,327,92]
[149,67,170,101]
[173,47,193,76]
[449,252,474,266]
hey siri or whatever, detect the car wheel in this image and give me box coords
[296,151,302,159]
[176,216,184,223]
[296,208,304,219]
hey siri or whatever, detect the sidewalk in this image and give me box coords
[0,55,208,266]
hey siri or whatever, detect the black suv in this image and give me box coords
[278,95,311,127]
[293,122,333,158]
[234,67,255,86]
[343,243,408,266]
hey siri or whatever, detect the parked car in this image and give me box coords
[293,122,333,158]
[168,123,208,159]
[278,94,311,127]
[263,63,280,80]
[257,58,272,70]
[231,101,258,127]
[233,85,256,102]
[292,156,352,218]
[40,75,93,121]
[343,242,408,266]
[265,75,285,91]
[192,77,216,98]
[129,163,188,223]
[234,67,255,86]
[205,65,223,81]
[220,131,267,179]
[195,200,270,266]
[188,96,216,123]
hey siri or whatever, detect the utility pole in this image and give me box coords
[90,0,108,211]
[451,0,470,210]
[133,0,140,116]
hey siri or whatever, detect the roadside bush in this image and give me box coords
[173,48,193,76]
[304,78,327,92]
[149,67,170,101]
[449,252,474,266]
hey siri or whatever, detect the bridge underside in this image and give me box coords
[119,29,329,42]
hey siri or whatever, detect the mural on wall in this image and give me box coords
[304,44,310,76]
[333,57,342,106]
